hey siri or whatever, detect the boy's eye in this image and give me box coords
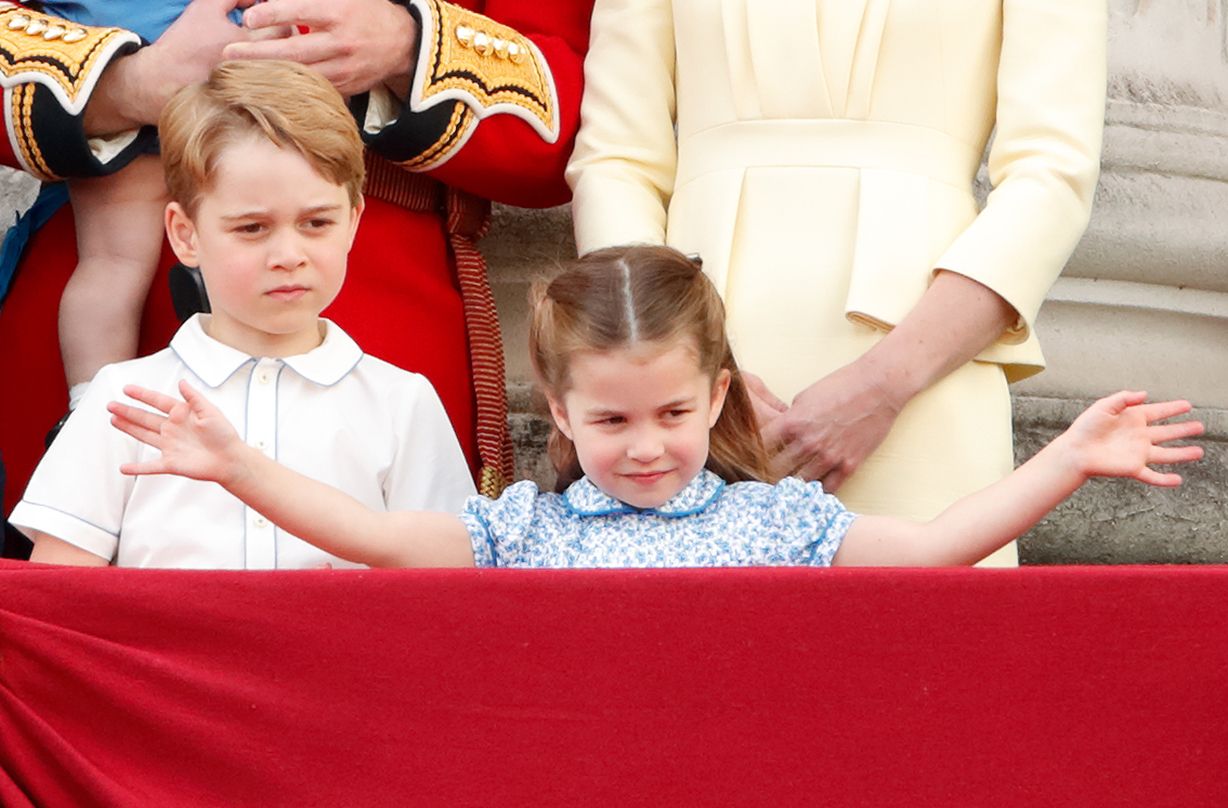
[304,218,335,230]
[234,222,265,235]
[598,416,625,426]
[665,409,690,419]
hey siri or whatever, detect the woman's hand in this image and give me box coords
[760,361,905,491]
[225,0,420,97]
[85,0,258,135]
[741,371,788,431]
[1059,391,1203,485]
[108,380,250,487]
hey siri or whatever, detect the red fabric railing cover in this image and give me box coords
[1,561,1226,807]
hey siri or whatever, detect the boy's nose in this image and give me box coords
[268,232,308,271]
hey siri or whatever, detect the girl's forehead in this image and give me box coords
[578,339,701,367]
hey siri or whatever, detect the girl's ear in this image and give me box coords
[164,202,199,266]
[547,393,574,441]
[346,195,365,250]
[708,368,732,428]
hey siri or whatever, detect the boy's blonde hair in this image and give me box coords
[158,60,364,214]
[530,245,773,491]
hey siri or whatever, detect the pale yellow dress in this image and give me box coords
[566,0,1105,564]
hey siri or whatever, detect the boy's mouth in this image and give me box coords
[266,285,309,301]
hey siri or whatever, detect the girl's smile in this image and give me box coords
[549,341,730,509]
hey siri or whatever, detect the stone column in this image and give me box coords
[1013,0,1228,562]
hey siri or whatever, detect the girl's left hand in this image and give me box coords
[760,362,904,490]
[1063,391,1204,485]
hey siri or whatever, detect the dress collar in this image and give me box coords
[562,469,726,518]
[169,314,363,388]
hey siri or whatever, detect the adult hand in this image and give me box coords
[760,361,906,491]
[741,371,788,431]
[85,0,258,135]
[225,0,420,97]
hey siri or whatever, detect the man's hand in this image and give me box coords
[85,0,257,135]
[225,0,420,97]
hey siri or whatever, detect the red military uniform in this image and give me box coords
[0,0,591,530]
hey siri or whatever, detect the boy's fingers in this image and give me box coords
[110,415,162,448]
[118,460,168,477]
[108,402,166,433]
[179,380,209,409]
[122,384,181,414]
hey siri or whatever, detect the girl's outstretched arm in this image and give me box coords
[833,391,1204,566]
[108,381,474,568]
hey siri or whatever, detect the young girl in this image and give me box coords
[106,246,1203,569]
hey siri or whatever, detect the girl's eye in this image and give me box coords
[599,416,625,426]
[666,409,690,419]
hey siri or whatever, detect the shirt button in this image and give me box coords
[256,439,267,450]
[257,371,272,384]
[253,516,268,528]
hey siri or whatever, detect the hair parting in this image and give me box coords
[529,245,772,492]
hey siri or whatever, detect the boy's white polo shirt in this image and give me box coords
[12,314,476,568]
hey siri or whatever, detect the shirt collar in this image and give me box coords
[169,314,363,388]
[563,469,726,518]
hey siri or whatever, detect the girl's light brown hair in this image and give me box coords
[158,60,364,215]
[530,245,772,491]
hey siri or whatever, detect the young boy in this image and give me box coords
[10,60,475,568]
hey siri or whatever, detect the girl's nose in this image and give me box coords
[626,431,665,462]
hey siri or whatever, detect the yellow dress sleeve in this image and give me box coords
[565,0,676,254]
[933,0,1107,360]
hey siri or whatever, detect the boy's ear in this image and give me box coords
[346,195,365,250]
[547,393,574,441]
[708,368,732,428]
[164,202,200,266]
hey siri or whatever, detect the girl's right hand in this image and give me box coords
[108,380,248,486]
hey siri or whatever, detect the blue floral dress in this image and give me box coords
[462,469,856,568]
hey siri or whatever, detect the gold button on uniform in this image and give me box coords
[455,24,474,47]
[472,31,492,56]
[8,15,30,30]
[25,19,45,35]
[42,24,65,40]
[63,28,87,43]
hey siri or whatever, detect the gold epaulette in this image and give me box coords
[403,0,558,170]
[0,2,140,179]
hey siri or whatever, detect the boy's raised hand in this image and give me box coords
[1062,391,1204,486]
[108,380,245,485]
